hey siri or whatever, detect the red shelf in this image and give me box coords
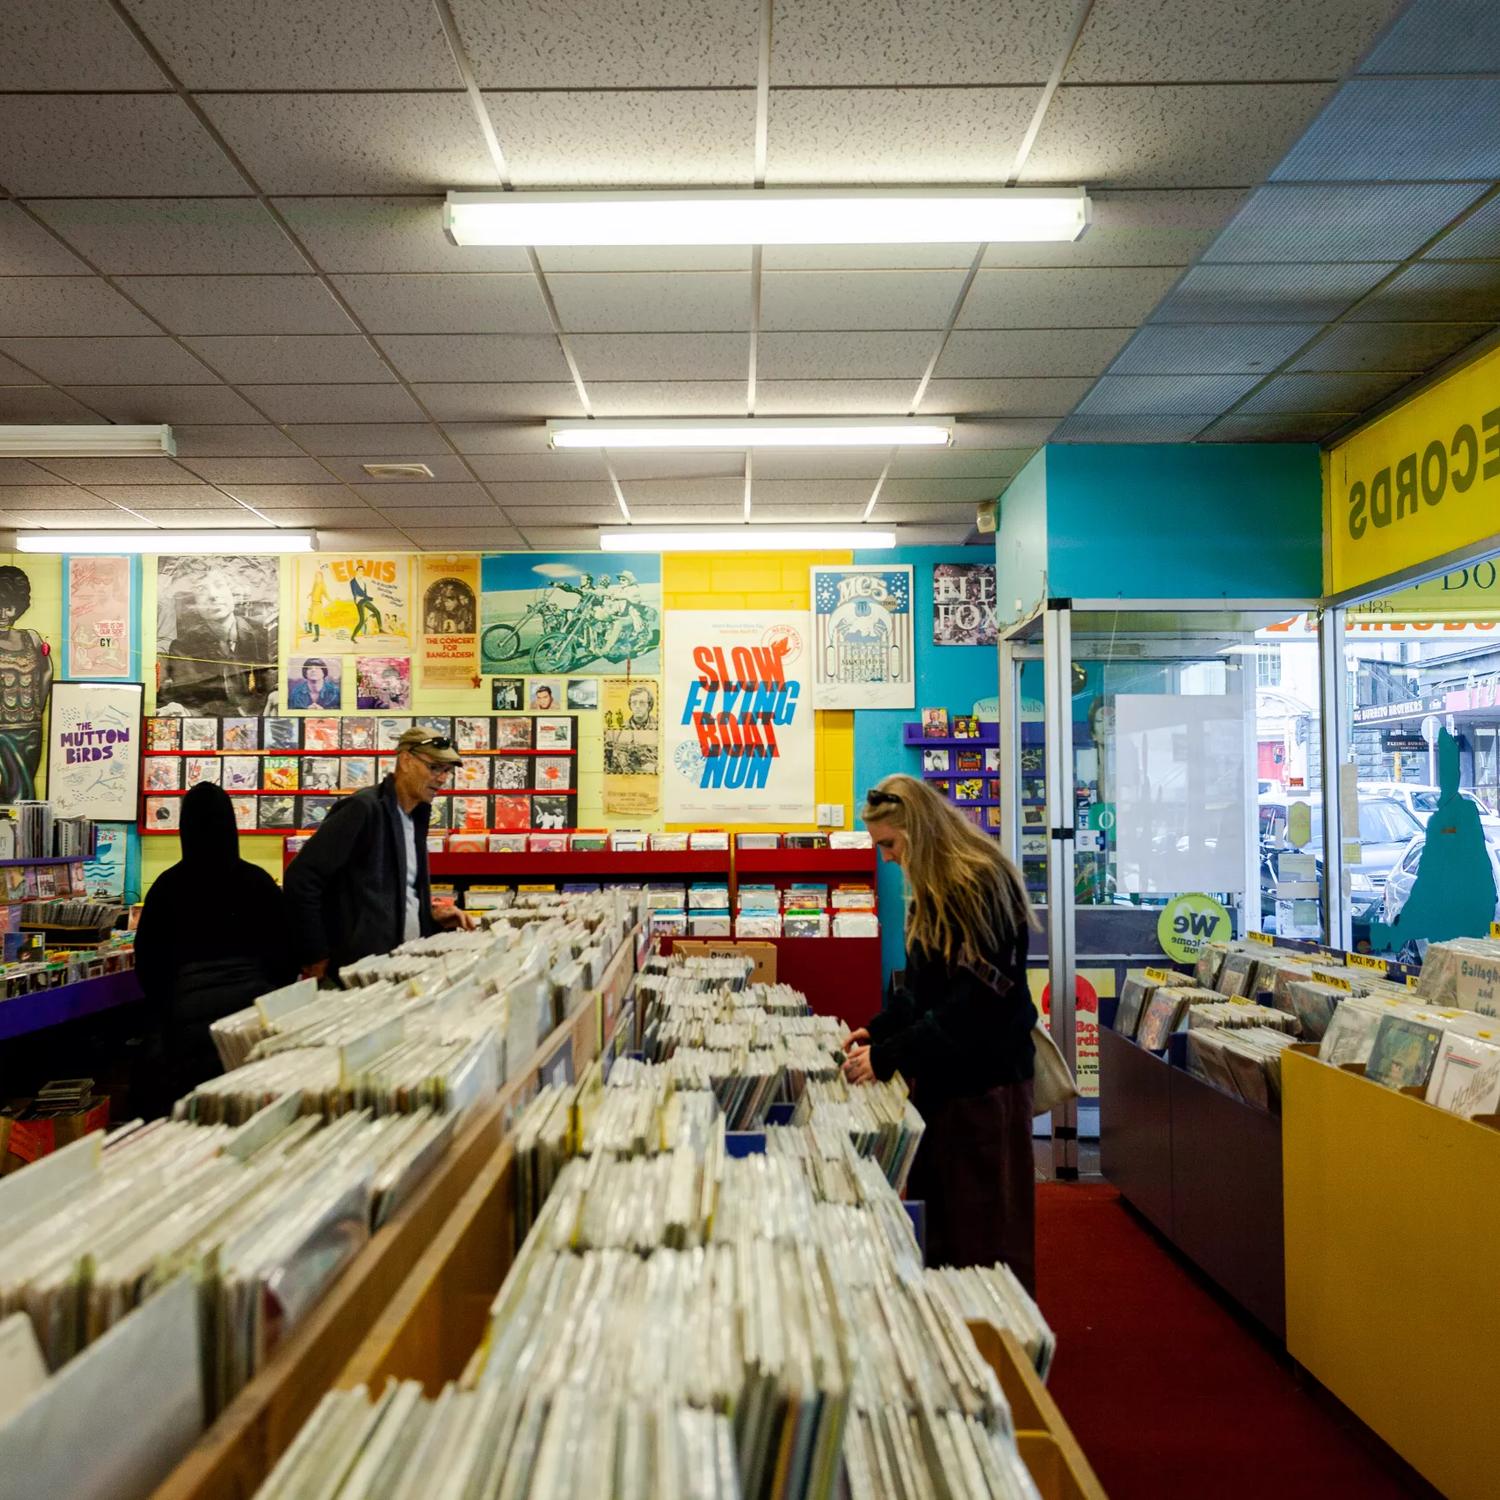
[429,850,732,879]
[734,847,876,877]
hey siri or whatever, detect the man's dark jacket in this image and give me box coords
[284,776,437,973]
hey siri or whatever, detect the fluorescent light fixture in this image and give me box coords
[15,530,315,555]
[600,528,896,553]
[0,424,175,458]
[446,188,1090,247]
[549,417,952,450]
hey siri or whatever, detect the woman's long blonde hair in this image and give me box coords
[862,772,1035,965]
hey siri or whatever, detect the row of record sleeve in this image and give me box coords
[146,713,577,754]
[145,791,580,835]
[144,751,577,794]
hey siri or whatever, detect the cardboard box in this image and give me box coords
[668,939,778,985]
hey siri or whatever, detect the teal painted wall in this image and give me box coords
[994,448,1050,627]
[1043,443,1322,601]
[854,545,999,983]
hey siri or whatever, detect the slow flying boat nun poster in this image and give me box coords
[810,565,914,709]
[663,612,814,823]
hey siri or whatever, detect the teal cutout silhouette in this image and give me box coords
[1370,729,1497,952]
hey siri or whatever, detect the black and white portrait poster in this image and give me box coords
[933,562,998,647]
[156,555,280,716]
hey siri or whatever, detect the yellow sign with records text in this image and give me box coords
[1326,342,1500,595]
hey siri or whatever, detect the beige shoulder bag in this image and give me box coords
[960,951,1080,1116]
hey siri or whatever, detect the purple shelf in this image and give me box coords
[902,721,999,748]
[0,968,142,1041]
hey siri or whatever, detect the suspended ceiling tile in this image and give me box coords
[547,273,751,335]
[0,387,101,422]
[0,352,48,384]
[3,0,163,86]
[616,478,745,507]
[1049,413,1209,441]
[209,484,349,508]
[1199,412,1350,442]
[412,383,585,421]
[1425,194,1500,260]
[935,328,1133,379]
[536,246,753,274]
[1075,374,1259,416]
[1359,0,1500,73]
[0,96,243,196]
[1020,84,1335,190]
[354,481,491,508]
[86,485,250,508]
[273,198,529,274]
[467,452,612,483]
[1200,180,1482,265]
[880,477,1008,503]
[759,271,965,333]
[749,505,868,523]
[12,507,156,526]
[1109,323,1321,376]
[1237,369,1420,415]
[1272,79,1500,181]
[520,527,611,548]
[329,274,553,336]
[891,524,978,544]
[0,461,69,485]
[29,199,307,275]
[0,278,155,338]
[917,377,1095,417]
[0,205,90,276]
[1155,261,1393,323]
[0,337,217,385]
[63,384,263,423]
[454,0,758,86]
[754,380,914,415]
[39,457,196,485]
[200,93,498,196]
[740,479,874,506]
[119,276,355,337]
[170,425,304,458]
[482,480,619,507]
[1293,321,1492,373]
[751,451,888,481]
[626,505,746,524]
[1351,260,1500,323]
[952,419,1057,447]
[889,448,1032,478]
[957,267,1181,329]
[761,244,979,272]
[1065,0,1401,82]
[0,486,139,510]
[182,335,393,385]
[319,455,474,484]
[439,423,549,455]
[757,331,935,381]
[281,424,451,457]
[501,505,624,525]
[238,383,425,423]
[181,457,336,485]
[484,90,757,187]
[871,503,980,524]
[376,505,508,527]
[765,88,1039,184]
[378,333,570,384]
[126,0,457,87]
[568,334,747,383]
[223,506,375,528]
[606,452,746,482]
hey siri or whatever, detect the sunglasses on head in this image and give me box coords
[405,736,453,752]
[866,787,901,808]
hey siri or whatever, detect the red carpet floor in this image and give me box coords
[1034,1183,1434,1500]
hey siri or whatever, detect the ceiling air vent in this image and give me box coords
[361,462,433,479]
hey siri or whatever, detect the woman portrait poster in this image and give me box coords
[156,556,279,716]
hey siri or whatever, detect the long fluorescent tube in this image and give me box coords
[549,417,952,450]
[0,424,176,458]
[15,530,315,555]
[447,188,1090,247]
[600,528,896,553]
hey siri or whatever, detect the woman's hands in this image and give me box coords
[843,1044,876,1085]
[843,1027,869,1048]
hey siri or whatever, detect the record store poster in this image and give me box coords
[663,612,814,824]
[810,565,914,709]
[417,554,479,687]
[63,555,138,679]
[933,562,998,647]
[46,681,143,821]
[293,555,412,654]
[155,555,278,716]
[602,675,661,817]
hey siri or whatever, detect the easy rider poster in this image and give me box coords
[479,553,661,677]
[294,555,412,653]
[418,553,479,687]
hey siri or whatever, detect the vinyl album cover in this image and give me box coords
[262,756,300,792]
[921,708,949,739]
[534,756,574,793]
[145,716,181,752]
[492,755,532,791]
[453,757,490,792]
[531,794,572,830]
[414,715,453,739]
[452,794,490,832]
[490,677,524,711]
[341,716,376,750]
[181,717,218,753]
[922,748,949,773]
[428,796,451,830]
[454,716,491,752]
[376,717,412,751]
[494,716,534,750]
[144,795,180,831]
[184,756,221,787]
[341,757,376,791]
[492,792,530,830]
[287,656,342,711]
[298,795,339,830]
[955,750,982,773]
[143,758,182,792]
[221,717,259,751]
[356,656,411,710]
[222,756,259,791]
[230,795,256,831]
[566,678,598,711]
[263,716,300,750]
[528,678,562,712]
[535,716,575,751]
[257,795,296,829]
[301,756,341,793]
[1366,1015,1444,1092]
[302,717,341,752]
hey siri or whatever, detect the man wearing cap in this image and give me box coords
[285,725,475,979]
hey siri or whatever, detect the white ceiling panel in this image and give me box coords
[4,0,163,87]
[129,508,275,526]
[750,480,881,506]
[890,448,1032,477]
[0,351,52,383]
[352,481,492,508]
[375,505,508,527]
[518,528,606,548]
[119,276,356,336]
[626,505,746,523]
[231,507,380,528]
[0,96,244,196]
[881,477,1008,503]
[330,274,553,335]
[869,503,979,524]
[183,335,392,385]
[748,451,888,480]
[760,244,980,271]
[0,387,102,421]
[754,380,915,414]
[0,204,90,276]
[466,453,612,483]
[125,0,459,88]
[958,267,1184,329]
[0,338,217,385]
[15,508,156,526]
[759,271,966,332]
[0,486,144,511]
[213,484,351,508]
[239,384,425,423]
[62,384,263,423]
[273,198,530,274]
[200,93,499,196]
[889,525,975,544]
[0,278,159,338]
[1020,84,1337,189]
[181,457,336,485]
[484,90,757,187]
[766,88,1040,184]
[29,199,307,275]
[748,505,866,522]
[951,419,1057,448]
[502,505,624,525]
[439,423,551,455]
[170,425,304,458]
[548,274,751,334]
[319,455,474,483]
[1064,0,1401,83]
[86,486,253,509]
[757,332,935,381]
[568,333,747,383]
[770,0,1076,85]
[298,527,414,550]
[918,378,1095,415]
[378,334,570,384]
[282,425,451,457]
[413,383,586,421]
[0,461,69,485]
[39,457,197,485]
[605,451,746,481]
[535,246,753,273]
[935,329,1133,379]
[587,382,748,417]
[455,0,759,87]
[483,481,620,507]
[616,479,745,507]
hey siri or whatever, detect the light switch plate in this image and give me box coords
[816,802,845,827]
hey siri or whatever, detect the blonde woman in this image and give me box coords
[844,773,1038,1288]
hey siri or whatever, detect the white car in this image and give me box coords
[1361,780,1494,820]
[1382,814,1500,926]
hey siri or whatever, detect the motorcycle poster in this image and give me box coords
[418,554,480,687]
[479,553,661,676]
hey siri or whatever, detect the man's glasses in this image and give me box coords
[866,787,901,807]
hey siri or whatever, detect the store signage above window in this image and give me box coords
[1326,342,1500,596]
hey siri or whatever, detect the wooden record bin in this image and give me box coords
[150,925,639,1500]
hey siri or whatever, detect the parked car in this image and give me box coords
[1382,815,1500,927]
[1360,780,1495,819]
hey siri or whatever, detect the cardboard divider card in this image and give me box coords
[338,1017,407,1089]
[0,1129,102,1237]
[0,1314,47,1426]
[254,976,318,1027]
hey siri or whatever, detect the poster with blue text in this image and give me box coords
[480,553,661,676]
[810,565,914,709]
[663,611,814,824]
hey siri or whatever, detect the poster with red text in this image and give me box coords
[663,611,814,824]
[418,553,479,686]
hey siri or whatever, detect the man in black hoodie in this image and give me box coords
[285,725,474,979]
[134,781,297,1109]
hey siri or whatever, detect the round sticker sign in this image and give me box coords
[1157,892,1231,964]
